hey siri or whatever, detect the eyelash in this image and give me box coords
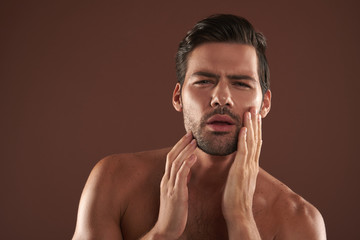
[194,80,212,85]
[233,82,250,88]
[194,80,251,88]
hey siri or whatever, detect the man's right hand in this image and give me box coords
[141,132,197,240]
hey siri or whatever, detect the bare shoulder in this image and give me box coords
[257,169,327,240]
[73,148,170,240]
[93,147,171,183]
[82,147,171,209]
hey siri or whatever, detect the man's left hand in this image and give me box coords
[222,108,262,239]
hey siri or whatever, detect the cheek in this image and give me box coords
[250,94,263,107]
[182,88,208,111]
[181,89,208,131]
[233,91,263,111]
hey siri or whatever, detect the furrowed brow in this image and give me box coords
[227,74,257,82]
[191,71,220,79]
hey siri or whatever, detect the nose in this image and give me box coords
[210,80,234,108]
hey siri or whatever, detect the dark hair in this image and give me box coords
[175,14,270,95]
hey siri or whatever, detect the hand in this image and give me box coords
[222,108,262,232]
[151,132,197,239]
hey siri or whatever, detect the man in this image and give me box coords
[73,14,326,239]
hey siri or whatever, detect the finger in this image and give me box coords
[244,111,255,162]
[251,108,259,143]
[255,139,262,166]
[255,115,263,165]
[235,127,248,167]
[174,154,197,190]
[169,139,197,187]
[164,132,193,179]
[258,113,262,142]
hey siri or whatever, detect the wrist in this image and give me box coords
[223,206,254,224]
[141,231,170,240]
[225,216,260,240]
[142,224,178,240]
[225,213,254,228]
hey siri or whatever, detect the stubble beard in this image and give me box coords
[183,106,242,156]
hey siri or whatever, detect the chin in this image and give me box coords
[198,145,237,156]
[195,132,238,156]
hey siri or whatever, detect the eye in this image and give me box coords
[233,81,251,88]
[194,80,213,85]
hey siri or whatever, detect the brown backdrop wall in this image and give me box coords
[1,0,359,239]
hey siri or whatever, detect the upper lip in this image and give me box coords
[206,114,235,125]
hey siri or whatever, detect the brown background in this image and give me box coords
[1,0,359,239]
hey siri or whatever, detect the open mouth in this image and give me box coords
[209,121,233,125]
[206,114,235,131]
[206,114,235,125]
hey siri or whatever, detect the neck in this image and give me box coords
[189,148,236,191]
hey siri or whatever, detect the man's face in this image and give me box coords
[174,43,269,156]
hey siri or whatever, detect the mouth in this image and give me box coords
[208,121,233,125]
[206,114,236,132]
[207,114,235,125]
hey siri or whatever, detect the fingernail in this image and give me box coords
[190,139,196,145]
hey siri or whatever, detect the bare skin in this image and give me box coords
[73,43,326,240]
[72,146,325,239]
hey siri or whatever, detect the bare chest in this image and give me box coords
[121,180,277,240]
[180,190,228,240]
[181,191,277,240]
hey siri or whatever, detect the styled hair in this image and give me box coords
[175,14,270,95]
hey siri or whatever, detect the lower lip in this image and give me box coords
[206,123,235,132]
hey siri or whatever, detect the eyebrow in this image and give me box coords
[191,71,256,81]
[227,74,256,82]
[191,71,220,79]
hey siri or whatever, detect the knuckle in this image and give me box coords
[251,167,259,175]
[176,170,184,179]
[166,188,175,198]
[177,165,188,178]
[176,151,186,161]
[167,151,175,160]
[172,160,182,169]
[160,177,168,188]
[243,147,248,155]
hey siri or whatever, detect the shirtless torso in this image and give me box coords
[73,14,326,240]
[73,148,325,240]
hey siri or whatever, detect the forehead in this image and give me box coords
[186,43,259,80]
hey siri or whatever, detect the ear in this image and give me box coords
[260,90,271,118]
[172,83,183,112]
